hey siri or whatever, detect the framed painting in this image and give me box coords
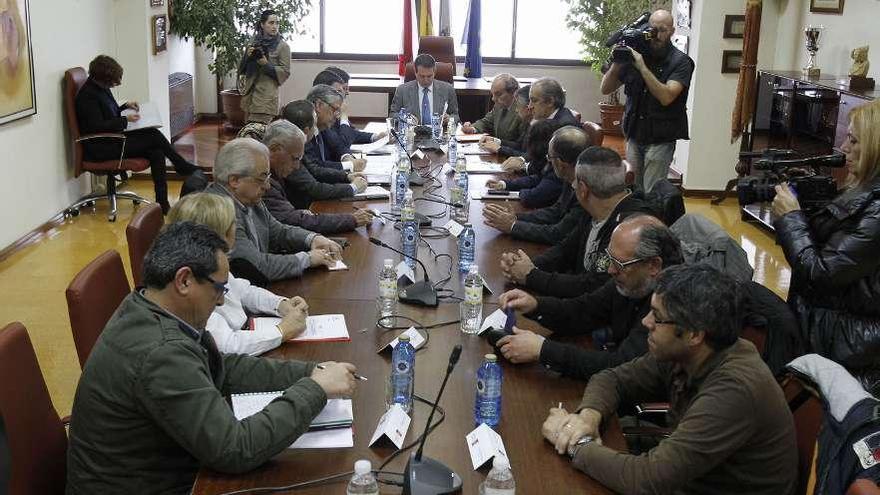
[152,14,167,54]
[672,34,688,54]
[722,50,743,74]
[723,15,745,39]
[810,0,844,14]
[0,0,36,126]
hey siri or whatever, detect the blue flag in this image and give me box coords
[462,0,481,78]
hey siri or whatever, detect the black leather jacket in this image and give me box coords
[774,178,880,370]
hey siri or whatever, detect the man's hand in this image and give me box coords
[483,203,516,233]
[372,131,388,142]
[551,408,603,455]
[308,248,336,268]
[123,101,139,111]
[277,296,308,317]
[480,136,501,153]
[351,176,368,193]
[627,47,646,72]
[486,179,506,191]
[542,407,569,446]
[771,183,801,217]
[501,156,525,173]
[311,236,342,258]
[277,302,308,341]
[498,288,538,313]
[352,208,374,227]
[497,327,545,364]
[310,361,358,398]
[257,56,269,66]
[345,157,366,172]
[501,249,535,284]
[461,122,477,134]
[347,172,366,182]
[126,113,141,123]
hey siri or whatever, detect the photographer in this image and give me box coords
[600,9,693,194]
[772,100,880,395]
[239,10,291,124]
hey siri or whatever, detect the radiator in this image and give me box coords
[168,72,194,139]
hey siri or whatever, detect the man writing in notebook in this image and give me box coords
[66,222,358,494]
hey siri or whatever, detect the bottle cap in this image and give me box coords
[384,258,393,267]
[405,189,413,199]
[354,459,372,475]
[485,353,497,362]
[492,456,510,470]
[469,264,479,274]
[398,333,411,342]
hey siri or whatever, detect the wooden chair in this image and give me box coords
[404,61,455,84]
[582,121,604,147]
[125,202,164,287]
[63,67,151,222]
[418,36,456,75]
[0,322,67,494]
[65,250,131,368]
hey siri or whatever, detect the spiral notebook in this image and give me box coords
[231,393,354,449]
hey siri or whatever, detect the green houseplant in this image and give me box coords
[565,0,669,135]
[169,0,312,128]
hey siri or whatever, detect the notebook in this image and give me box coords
[249,314,350,342]
[231,394,354,448]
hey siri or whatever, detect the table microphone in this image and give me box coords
[403,345,464,495]
[368,237,438,307]
[389,128,427,187]
[414,197,465,209]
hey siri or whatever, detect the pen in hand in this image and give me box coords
[316,363,368,381]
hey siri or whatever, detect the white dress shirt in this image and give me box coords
[206,273,286,356]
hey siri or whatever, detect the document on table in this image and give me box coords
[363,121,388,134]
[361,157,395,176]
[250,314,350,342]
[121,101,163,131]
[465,162,503,174]
[350,135,390,154]
[470,190,520,200]
[458,143,492,156]
[231,394,354,449]
[354,186,391,200]
[456,132,485,143]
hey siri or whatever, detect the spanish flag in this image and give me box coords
[415,0,433,37]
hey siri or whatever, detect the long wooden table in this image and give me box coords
[192,151,621,494]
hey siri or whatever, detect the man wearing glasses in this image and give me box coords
[497,215,683,380]
[304,84,367,173]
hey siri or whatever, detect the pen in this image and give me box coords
[558,402,563,409]
[316,363,368,381]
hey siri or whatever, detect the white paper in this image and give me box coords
[388,327,426,350]
[456,132,486,143]
[354,186,391,199]
[299,314,349,341]
[465,162,503,174]
[232,394,353,430]
[396,261,415,283]
[328,259,348,271]
[366,174,391,185]
[466,423,509,470]
[458,143,492,156]
[350,134,390,154]
[443,219,465,237]
[478,308,508,335]
[363,121,388,134]
[121,101,163,131]
[368,403,411,449]
[290,427,354,449]
[311,398,354,425]
[471,190,520,200]
[362,159,395,176]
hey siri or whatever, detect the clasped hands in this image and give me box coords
[308,236,343,268]
[495,288,543,364]
[541,407,603,456]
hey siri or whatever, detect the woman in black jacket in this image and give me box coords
[75,55,199,213]
[772,99,880,394]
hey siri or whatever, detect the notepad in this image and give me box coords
[250,314,351,342]
[465,162,503,174]
[458,143,493,156]
[456,133,486,143]
[354,186,391,200]
[231,393,354,448]
[121,101,163,131]
[471,190,520,200]
[350,135,390,154]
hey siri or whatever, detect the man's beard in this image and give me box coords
[616,276,656,299]
[649,40,672,59]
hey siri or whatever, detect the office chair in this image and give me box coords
[126,202,164,288]
[582,121,604,147]
[570,108,583,123]
[404,62,455,84]
[0,322,68,495]
[63,67,151,222]
[418,36,456,75]
[65,250,131,368]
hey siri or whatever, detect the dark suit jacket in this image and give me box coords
[504,154,563,209]
[472,105,524,143]
[304,133,345,170]
[264,177,357,234]
[283,161,354,209]
[510,186,585,245]
[549,107,580,127]
[75,78,129,160]
[338,121,374,145]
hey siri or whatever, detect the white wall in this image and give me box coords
[791,0,880,78]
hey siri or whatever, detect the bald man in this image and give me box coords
[601,9,694,194]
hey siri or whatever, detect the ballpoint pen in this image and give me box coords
[316,363,368,381]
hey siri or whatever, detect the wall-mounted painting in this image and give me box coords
[723,15,745,39]
[722,50,743,74]
[0,0,36,126]
[810,0,844,14]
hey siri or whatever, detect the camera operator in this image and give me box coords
[772,100,880,395]
[238,10,291,125]
[600,9,694,194]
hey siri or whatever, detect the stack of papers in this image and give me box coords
[458,143,492,156]
[121,101,163,131]
[354,186,391,200]
[456,133,485,143]
[465,162,503,174]
[250,314,351,342]
[231,394,354,449]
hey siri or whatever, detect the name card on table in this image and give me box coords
[369,403,411,449]
[396,261,416,284]
[466,423,509,470]
[328,259,348,271]
[377,327,427,353]
[478,308,508,335]
[442,219,464,237]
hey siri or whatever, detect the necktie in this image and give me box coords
[421,87,431,125]
[315,133,326,162]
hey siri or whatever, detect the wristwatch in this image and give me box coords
[567,435,594,459]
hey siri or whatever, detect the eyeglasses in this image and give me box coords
[246,171,272,185]
[605,248,647,271]
[322,99,342,114]
[200,275,229,296]
[546,153,561,162]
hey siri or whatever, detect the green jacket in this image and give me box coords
[472,105,524,143]
[66,291,327,494]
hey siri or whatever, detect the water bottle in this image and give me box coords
[401,190,419,271]
[460,264,483,334]
[445,113,456,139]
[431,112,442,140]
[479,456,515,495]
[347,459,379,495]
[458,223,475,272]
[388,333,415,413]
[377,258,397,318]
[397,107,408,135]
[452,157,470,223]
[406,125,416,154]
[391,154,410,213]
[447,134,458,168]
[474,353,502,427]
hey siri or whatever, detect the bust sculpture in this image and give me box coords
[850,46,870,77]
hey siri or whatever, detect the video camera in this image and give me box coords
[604,12,657,64]
[736,149,845,212]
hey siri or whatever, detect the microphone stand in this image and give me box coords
[390,127,427,187]
[368,237,438,307]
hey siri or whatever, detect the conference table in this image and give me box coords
[192,146,623,494]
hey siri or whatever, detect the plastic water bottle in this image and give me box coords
[458,223,475,272]
[389,333,415,413]
[431,112,442,140]
[397,107,408,135]
[391,154,410,213]
[347,459,379,495]
[479,456,515,495]
[400,190,419,271]
[447,134,458,168]
[405,125,416,154]
[474,353,502,427]
[376,258,397,318]
[452,156,470,223]
[460,264,483,334]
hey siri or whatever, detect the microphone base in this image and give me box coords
[398,280,438,307]
[409,171,426,187]
[414,212,432,227]
[403,453,463,495]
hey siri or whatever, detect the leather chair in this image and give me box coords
[404,61,455,84]
[582,121,604,147]
[65,250,131,368]
[418,36,456,75]
[63,67,151,222]
[126,202,164,288]
[0,322,67,495]
[570,108,583,123]
[849,480,880,495]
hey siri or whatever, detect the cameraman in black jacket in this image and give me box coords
[601,9,694,194]
[772,100,880,394]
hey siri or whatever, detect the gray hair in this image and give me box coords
[306,84,344,106]
[213,138,269,183]
[624,215,684,268]
[515,85,530,106]
[575,146,626,198]
[493,73,519,93]
[262,119,305,150]
[533,77,566,108]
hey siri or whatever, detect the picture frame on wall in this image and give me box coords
[721,50,743,74]
[810,0,844,14]
[672,34,688,54]
[723,15,746,39]
[0,0,36,126]
[672,0,691,32]
[150,0,164,6]
[152,14,167,54]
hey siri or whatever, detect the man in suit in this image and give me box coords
[312,69,384,158]
[304,85,366,173]
[389,53,459,124]
[461,73,524,143]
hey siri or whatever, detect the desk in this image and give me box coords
[192,152,621,494]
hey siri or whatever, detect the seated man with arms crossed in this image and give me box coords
[204,138,342,284]
[389,53,459,125]
[304,84,367,173]
[461,73,524,143]
[66,222,358,494]
[542,264,797,495]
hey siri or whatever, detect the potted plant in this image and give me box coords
[565,0,669,136]
[170,0,312,130]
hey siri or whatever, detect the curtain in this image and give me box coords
[731,0,762,142]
